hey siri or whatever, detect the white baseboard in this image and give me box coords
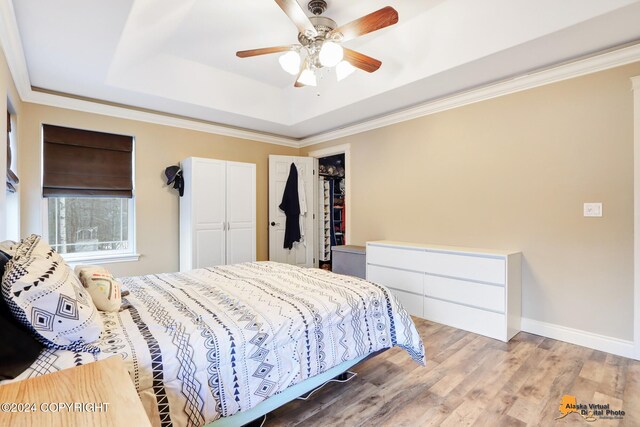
[520,317,637,360]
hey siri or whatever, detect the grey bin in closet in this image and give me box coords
[331,245,366,279]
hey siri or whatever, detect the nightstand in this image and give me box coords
[0,356,151,427]
[332,245,366,278]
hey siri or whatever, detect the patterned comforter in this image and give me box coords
[8,262,425,427]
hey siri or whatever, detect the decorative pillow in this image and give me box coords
[0,297,43,380]
[0,249,11,281]
[0,240,17,257]
[1,235,103,353]
[0,248,43,380]
[75,266,122,312]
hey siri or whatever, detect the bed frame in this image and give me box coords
[207,353,370,427]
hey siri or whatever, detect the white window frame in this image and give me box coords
[42,197,139,265]
[41,132,139,265]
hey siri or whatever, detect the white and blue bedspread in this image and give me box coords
[8,262,425,426]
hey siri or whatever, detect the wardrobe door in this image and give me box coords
[191,158,226,269]
[226,161,256,264]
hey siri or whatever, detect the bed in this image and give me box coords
[7,261,425,427]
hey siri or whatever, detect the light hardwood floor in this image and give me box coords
[268,317,640,426]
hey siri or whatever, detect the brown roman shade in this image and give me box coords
[42,124,133,198]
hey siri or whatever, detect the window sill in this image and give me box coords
[61,253,141,266]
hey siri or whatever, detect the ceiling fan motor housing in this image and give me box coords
[308,0,327,15]
[298,16,337,45]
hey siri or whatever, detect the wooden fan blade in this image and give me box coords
[236,46,293,58]
[274,0,318,37]
[343,48,382,73]
[329,6,398,42]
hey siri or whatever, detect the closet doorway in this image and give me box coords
[308,144,351,271]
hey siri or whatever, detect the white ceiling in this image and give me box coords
[9,0,640,139]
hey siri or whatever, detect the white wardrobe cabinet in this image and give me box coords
[366,241,522,342]
[180,157,256,271]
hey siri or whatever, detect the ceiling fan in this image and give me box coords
[236,0,399,88]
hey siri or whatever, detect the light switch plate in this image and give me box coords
[584,202,602,217]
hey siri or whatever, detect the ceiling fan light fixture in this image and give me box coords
[237,2,398,87]
[319,41,344,67]
[279,51,302,75]
[336,60,355,81]
[297,68,317,87]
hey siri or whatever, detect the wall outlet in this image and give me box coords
[584,203,602,217]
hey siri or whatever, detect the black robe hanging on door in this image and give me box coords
[279,163,301,249]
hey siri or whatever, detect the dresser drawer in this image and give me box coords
[423,297,506,341]
[424,275,505,313]
[425,251,505,284]
[390,289,424,318]
[367,245,425,271]
[367,264,423,295]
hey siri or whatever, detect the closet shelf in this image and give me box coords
[318,170,346,261]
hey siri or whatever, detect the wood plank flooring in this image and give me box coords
[267,318,640,426]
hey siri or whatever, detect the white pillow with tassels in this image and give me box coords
[74,266,122,312]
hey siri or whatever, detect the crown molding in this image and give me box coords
[299,43,640,147]
[3,0,640,149]
[0,0,29,100]
[0,0,299,148]
[22,90,300,147]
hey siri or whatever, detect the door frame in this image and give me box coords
[308,143,352,258]
[632,75,640,360]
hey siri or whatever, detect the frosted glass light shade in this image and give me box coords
[279,51,301,75]
[319,41,344,67]
[297,68,317,87]
[336,61,355,81]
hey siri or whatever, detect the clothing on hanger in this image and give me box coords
[279,163,301,249]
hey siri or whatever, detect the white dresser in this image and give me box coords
[366,241,521,342]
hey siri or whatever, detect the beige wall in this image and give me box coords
[5,35,638,341]
[303,63,640,341]
[18,103,298,277]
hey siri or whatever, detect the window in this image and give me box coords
[47,198,133,258]
[43,125,136,262]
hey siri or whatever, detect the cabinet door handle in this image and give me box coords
[270,221,280,227]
